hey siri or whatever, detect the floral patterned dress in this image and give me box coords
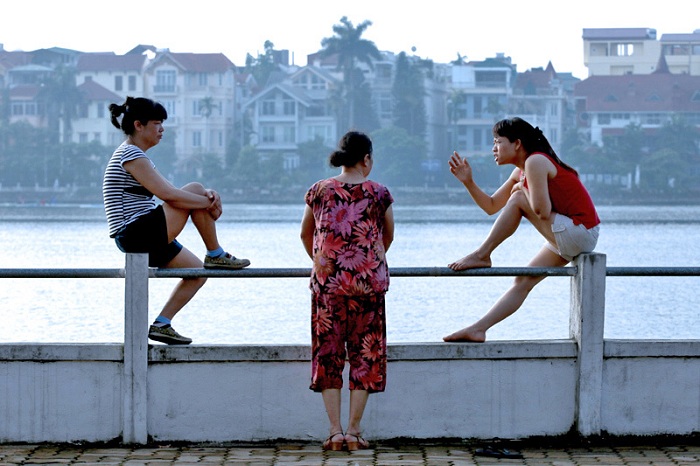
[305,178,393,393]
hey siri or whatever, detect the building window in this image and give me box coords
[376,63,392,80]
[379,93,392,119]
[199,73,208,86]
[261,100,275,116]
[162,99,176,117]
[94,133,101,142]
[192,131,202,147]
[115,75,123,91]
[155,70,176,92]
[590,43,609,57]
[78,103,88,118]
[598,114,611,125]
[261,125,275,143]
[128,75,137,91]
[25,103,36,116]
[306,125,332,144]
[79,133,88,143]
[473,96,482,118]
[12,103,23,115]
[613,43,634,57]
[282,125,295,143]
[282,99,295,116]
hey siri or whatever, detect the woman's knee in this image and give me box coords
[507,189,528,207]
[181,182,206,195]
[512,274,543,293]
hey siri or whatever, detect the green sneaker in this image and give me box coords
[203,252,250,269]
[148,325,192,345]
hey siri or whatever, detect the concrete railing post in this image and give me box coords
[123,253,149,444]
[569,252,606,436]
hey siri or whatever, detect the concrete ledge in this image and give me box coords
[0,341,578,362]
[605,340,700,357]
[0,343,123,361]
[389,340,577,360]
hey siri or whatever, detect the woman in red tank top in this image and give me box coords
[443,117,600,343]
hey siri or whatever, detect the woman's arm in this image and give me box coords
[124,158,214,210]
[449,151,518,215]
[523,154,555,220]
[382,205,394,252]
[300,205,315,259]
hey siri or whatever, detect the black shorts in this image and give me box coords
[114,205,183,267]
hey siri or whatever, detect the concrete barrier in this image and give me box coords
[0,253,698,444]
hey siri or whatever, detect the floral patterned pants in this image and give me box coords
[310,293,387,393]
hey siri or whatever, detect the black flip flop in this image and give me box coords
[475,446,524,459]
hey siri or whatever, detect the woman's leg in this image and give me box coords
[449,190,557,270]
[162,182,221,251]
[444,246,569,342]
[321,389,344,438]
[158,247,207,320]
[345,389,370,448]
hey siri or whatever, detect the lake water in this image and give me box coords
[0,203,698,343]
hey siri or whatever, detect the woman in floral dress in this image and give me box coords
[300,131,394,451]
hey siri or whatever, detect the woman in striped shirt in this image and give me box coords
[103,96,249,345]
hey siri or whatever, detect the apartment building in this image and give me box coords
[241,65,339,170]
[74,50,148,147]
[578,28,700,146]
[510,61,578,151]
[583,27,700,77]
[447,55,515,158]
[144,51,236,167]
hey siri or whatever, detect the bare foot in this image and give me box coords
[448,252,492,271]
[443,327,486,343]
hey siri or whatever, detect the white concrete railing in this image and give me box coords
[0,253,699,445]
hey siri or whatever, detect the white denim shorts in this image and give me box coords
[544,213,600,262]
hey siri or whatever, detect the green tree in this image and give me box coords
[601,122,647,175]
[38,64,82,146]
[654,115,700,160]
[1,121,52,187]
[392,52,427,138]
[232,145,261,188]
[320,16,382,129]
[61,140,108,187]
[245,40,279,87]
[370,126,426,187]
[148,129,177,182]
[296,136,334,186]
[641,148,690,192]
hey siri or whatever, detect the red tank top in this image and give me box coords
[523,153,600,229]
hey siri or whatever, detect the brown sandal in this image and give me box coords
[345,432,369,450]
[322,432,345,451]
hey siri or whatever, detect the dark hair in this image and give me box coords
[109,96,167,135]
[493,117,577,175]
[328,131,372,168]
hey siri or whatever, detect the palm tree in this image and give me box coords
[37,64,82,184]
[38,64,82,145]
[320,16,381,129]
[199,96,217,152]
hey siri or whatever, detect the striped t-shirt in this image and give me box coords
[103,142,157,238]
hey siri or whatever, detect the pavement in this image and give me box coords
[0,441,698,465]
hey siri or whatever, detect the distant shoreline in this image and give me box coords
[1,187,699,207]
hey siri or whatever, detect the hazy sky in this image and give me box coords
[2,0,698,79]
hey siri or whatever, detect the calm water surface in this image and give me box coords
[0,203,698,343]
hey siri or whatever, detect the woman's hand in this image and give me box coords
[205,189,223,220]
[448,151,473,185]
[510,180,525,195]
